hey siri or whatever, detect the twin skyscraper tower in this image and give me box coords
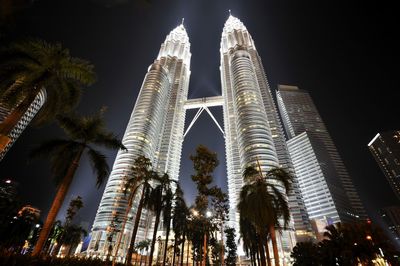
[88,15,365,260]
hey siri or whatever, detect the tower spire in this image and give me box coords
[228,9,231,16]
[181,18,184,26]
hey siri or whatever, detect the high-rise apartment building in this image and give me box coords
[88,24,191,260]
[277,85,366,226]
[368,130,400,201]
[0,89,46,160]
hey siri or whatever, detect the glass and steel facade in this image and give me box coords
[88,24,191,260]
[277,84,366,224]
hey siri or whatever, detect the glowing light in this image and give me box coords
[5,180,11,184]
[206,211,212,218]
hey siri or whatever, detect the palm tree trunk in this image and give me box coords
[180,233,186,266]
[162,219,172,266]
[172,234,179,266]
[186,240,189,266]
[257,237,266,266]
[126,187,147,265]
[113,187,137,266]
[269,227,279,266]
[220,224,224,266]
[148,209,161,266]
[0,91,38,152]
[265,240,271,266]
[32,146,84,256]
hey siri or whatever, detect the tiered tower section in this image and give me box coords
[88,24,191,260]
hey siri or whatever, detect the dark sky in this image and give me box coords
[0,0,399,234]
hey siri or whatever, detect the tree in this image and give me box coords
[144,175,163,266]
[125,158,157,265]
[188,145,222,265]
[224,227,237,266]
[51,196,84,257]
[0,205,39,252]
[30,109,125,256]
[136,239,151,266]
[238,166,292,266]
[66,196,83,225]
[161,189,174,266]
[190,145,219,214]
[211,189,229,265]
[290,241,320,266]
[60,224,87,257]
[0,39,96,153]
[171,184,188,266]
[239,217,261,266]
[320,222,400,265]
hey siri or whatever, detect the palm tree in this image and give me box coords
[238,165,292,266]
[136,239,151,266]
[125,161,157,265]
[0,39,96,153]
[172,185,188,266]
[30,109,125,256]
[239,217,263,266]
[143,173,175,266]
[111,156,153,266]
[60,224,87,257]
[161,177,175,266]
[290,241,320,266]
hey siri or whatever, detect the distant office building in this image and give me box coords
[368,130,400,201]
[277,84,366,225]
[0,89,46,160]
[381,206,400,242]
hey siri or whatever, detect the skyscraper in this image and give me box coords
[0,89,46,160]
[90,16,317,262]
[220,16,312,247]
[277,84,366,226]
[368,130,400,201]
[381,206,400,243]
[88,24,191,260]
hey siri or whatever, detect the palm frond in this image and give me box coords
[56,114,85,140]
[265,168,292,194]
[243,165,259,182]
[29,139,75,159]
[60,57,96,86]
[87,147,110,188]
[92,132,126,151]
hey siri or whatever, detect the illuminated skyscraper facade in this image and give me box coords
[88,24,191,260]
[220,16,312,248]
[368,130,400,201]
[0,89,46,161]
[89,16,319,262]
[277,85,366,225]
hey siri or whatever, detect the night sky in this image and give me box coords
[0,0,399,233]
